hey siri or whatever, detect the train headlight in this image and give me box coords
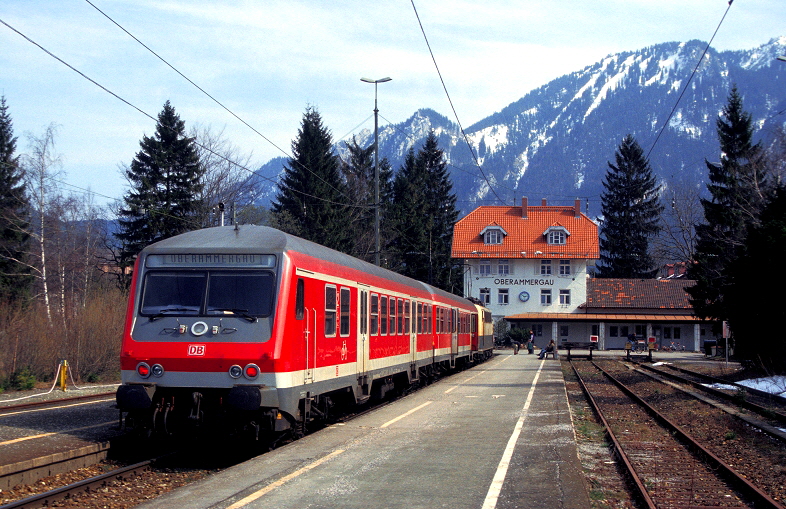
[229,365,242,379]
[136,362,151,379]
[243,363,260,380]
[151,364,165,377]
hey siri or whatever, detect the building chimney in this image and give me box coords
[541,198,547,206]
[521,197,528,218]
[574,199,581,217]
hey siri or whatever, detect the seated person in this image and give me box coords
[538,339,556,359]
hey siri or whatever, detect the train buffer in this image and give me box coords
[561,341,597,360]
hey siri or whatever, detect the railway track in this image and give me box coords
[631,360,786,425]
[571,359,786,509]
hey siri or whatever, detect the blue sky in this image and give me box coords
[2,0,784,210]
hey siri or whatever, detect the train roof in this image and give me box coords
[143,225,474,309]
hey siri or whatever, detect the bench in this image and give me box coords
[561,341,597,360]
[543,349,557,359]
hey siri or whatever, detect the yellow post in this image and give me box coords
[59,360,68,391]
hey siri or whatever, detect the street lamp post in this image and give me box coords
[360,77,391,266]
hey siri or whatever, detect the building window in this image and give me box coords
[636,325,646,337]
[498,259,510,275]
[484,229,503,244]
[479,259,491,276]
[591,324,599,336]
[498,288,509,305]
[560,325,569,337]
[559,260,571,275]
[480,288,490,305]
[620,326,629,338]
[540,289,551,305]
[609,326,618,337]
[674,327,681,339]
[547,230,566,245]
[559,289,570,305]
[540,260,552,275]
[532,324,543,337]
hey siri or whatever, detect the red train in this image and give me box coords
[117,225,494,438]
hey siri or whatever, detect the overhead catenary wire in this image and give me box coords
[645,0,734,161]
[409,0,506,205]
[0,17,374,228]
[81,0,356,207]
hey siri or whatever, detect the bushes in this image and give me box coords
[0,287,126,388]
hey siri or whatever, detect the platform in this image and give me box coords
[139,351,590,509]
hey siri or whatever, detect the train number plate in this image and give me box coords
[188,344,206,356]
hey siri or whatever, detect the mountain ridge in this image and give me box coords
[249,36,786,218]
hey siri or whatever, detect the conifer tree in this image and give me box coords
[389,132,460,292]
[596,134,663,278]
[725,184,786,369]
[340,137,393,263]
[115,101,204,283]
[0,96,31,301]
[272,107,351,253]
[687,86,766,322]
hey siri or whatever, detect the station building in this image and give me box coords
[451,198,714,351]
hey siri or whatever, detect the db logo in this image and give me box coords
[187,344,206,356]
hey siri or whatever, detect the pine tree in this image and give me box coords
[0,96,31,301]
[340,137,393,263]
[115,101,204,282]
[725,184,786,369]
[272,107,351,253]
[687,86,766,321]
[389,132,460,292]
[596,134,663,278]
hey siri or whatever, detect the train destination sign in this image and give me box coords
[494,278,554,286]
[146,254,276,268]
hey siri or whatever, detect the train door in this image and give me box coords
[296,276,316,385]
[408,299,418,381]
[451,308,458,367]
[357,288,369,380]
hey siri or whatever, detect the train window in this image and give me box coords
[370,294,379,335]
[397,299,403,335]
[404,300,410,334]
[426,305,432,333]
[325,286,337,337]
[380,296,388,335]
[295,278,305,320]
[389,297,396,335]
[417,302,422,334]
[340,287,351,336]
[141,272,205,316]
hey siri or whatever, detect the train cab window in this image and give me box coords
[142,270,275,318]
[339,287,351,336]
[370,294,379,335]
[389,297,396,335]
[325,286,337,337]
[295,278,305,320]
[380,296,388,335]
[141,272,205,316]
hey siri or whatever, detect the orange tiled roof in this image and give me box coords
[582,278,696,310]
[452,204,599,259]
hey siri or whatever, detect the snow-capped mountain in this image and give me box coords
[251,37,786,217]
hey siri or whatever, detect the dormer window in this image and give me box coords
[480,225,507,245]
[544,226,569,245]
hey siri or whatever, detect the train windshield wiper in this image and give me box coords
[209,308,257,323]
[149,307,192,321]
